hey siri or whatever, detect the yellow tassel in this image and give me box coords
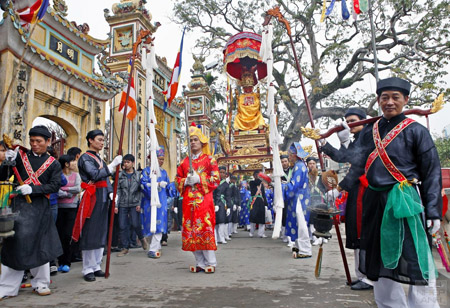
[399,180,411,190]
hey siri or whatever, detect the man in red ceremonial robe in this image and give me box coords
[176,123,220,273]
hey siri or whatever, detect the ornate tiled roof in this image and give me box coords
[1,3,122,97]
[47,7,108,51]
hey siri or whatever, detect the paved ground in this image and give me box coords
[1,225,449,307]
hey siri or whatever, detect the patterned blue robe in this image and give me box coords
[265,187,274,222]
[140,167,170,236]
[239,186,251,226]
[283,160,310,242]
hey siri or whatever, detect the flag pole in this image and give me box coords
[263,6,352,286]
[105,30,153,278]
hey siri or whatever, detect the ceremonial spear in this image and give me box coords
[258,23,284,239]
[143,40,161,236]
[105,30,153,278]
[263,6,352,285]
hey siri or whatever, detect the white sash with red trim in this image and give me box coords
[19,150,56,186]
[364,118,415,181]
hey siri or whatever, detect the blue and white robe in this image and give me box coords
[140,167,170,236]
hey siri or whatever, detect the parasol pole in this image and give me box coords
[264,6,351,285]
[105,30,153,278]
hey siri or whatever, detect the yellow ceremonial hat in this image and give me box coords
[189,123,210,155]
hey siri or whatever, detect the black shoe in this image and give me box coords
[83,273,96,282]
[22,273,28,283]
[94,270,106,277]
[111,247,122,252]
[129,244,141,249]
[351,281,373,291]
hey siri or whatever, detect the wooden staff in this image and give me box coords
[264,6,352,285]
[3,134,31,203]
[105,30,153,278]
[302,93,445,140]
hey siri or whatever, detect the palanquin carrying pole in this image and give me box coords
[263,6,351,285]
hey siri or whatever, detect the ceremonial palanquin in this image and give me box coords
[176,154,220,251]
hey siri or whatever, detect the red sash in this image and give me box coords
[71,181,108,242]
[364,118,415,176]
[356,118,414,238]
[19,150,55,198]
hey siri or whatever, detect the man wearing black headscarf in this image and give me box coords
[0,125,62,299]
[340,77,442,307]
[319,107,372,291]
[72,130,122,282]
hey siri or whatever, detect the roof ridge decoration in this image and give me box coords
[3,2,123,97]
[53,0,68,17]
[110,0,151,21]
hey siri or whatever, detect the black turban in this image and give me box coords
[29,125,51,139]
[86,129,104,141]
[376,77,411,96]
[344,108,366,120]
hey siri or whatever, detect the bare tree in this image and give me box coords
[173,0,450,148]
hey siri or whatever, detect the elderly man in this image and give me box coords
[176,123,220,273]
[340,77,442,307]
[0,125,62,298]
[283,143,312,259]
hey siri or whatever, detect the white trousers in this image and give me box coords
[294,202,312,255]
[354,249,372,285]
[193,250,217,268]
[215,223,227,243]
[82,248,103,276]
[0,263,50,297]
[149,233,162,252]
[250,223,265,237]
[373,278,440,308]
[228,222,233,236]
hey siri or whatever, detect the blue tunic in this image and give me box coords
[265,187,274,222]
[140,167,170,236]
[239,187,251,226]
[283,160,310,242]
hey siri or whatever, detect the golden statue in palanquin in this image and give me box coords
[233,68,265,131]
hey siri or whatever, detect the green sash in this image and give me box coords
[380,183,436,280]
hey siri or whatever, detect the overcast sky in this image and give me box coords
[65,0,449,143]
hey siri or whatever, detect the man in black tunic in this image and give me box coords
[249,170,269,238]
[213,166,232,244]
[0,125,62,298]
[320,108,373,291]
[340,78,442,307]
[228,175,241,236]
[73,130,122,282]
[280,154,292,243]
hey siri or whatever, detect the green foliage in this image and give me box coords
[435,137,450,167]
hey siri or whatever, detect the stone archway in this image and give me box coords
[36,115,79,153]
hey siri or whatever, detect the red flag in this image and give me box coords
[118,76,137,121]
[163,29,185,108]
[17,0,49,26]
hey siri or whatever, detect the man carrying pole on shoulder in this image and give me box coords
[0,125,62,299]
[340,77,442,307]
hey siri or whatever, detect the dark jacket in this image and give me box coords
[116,169,142,208]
